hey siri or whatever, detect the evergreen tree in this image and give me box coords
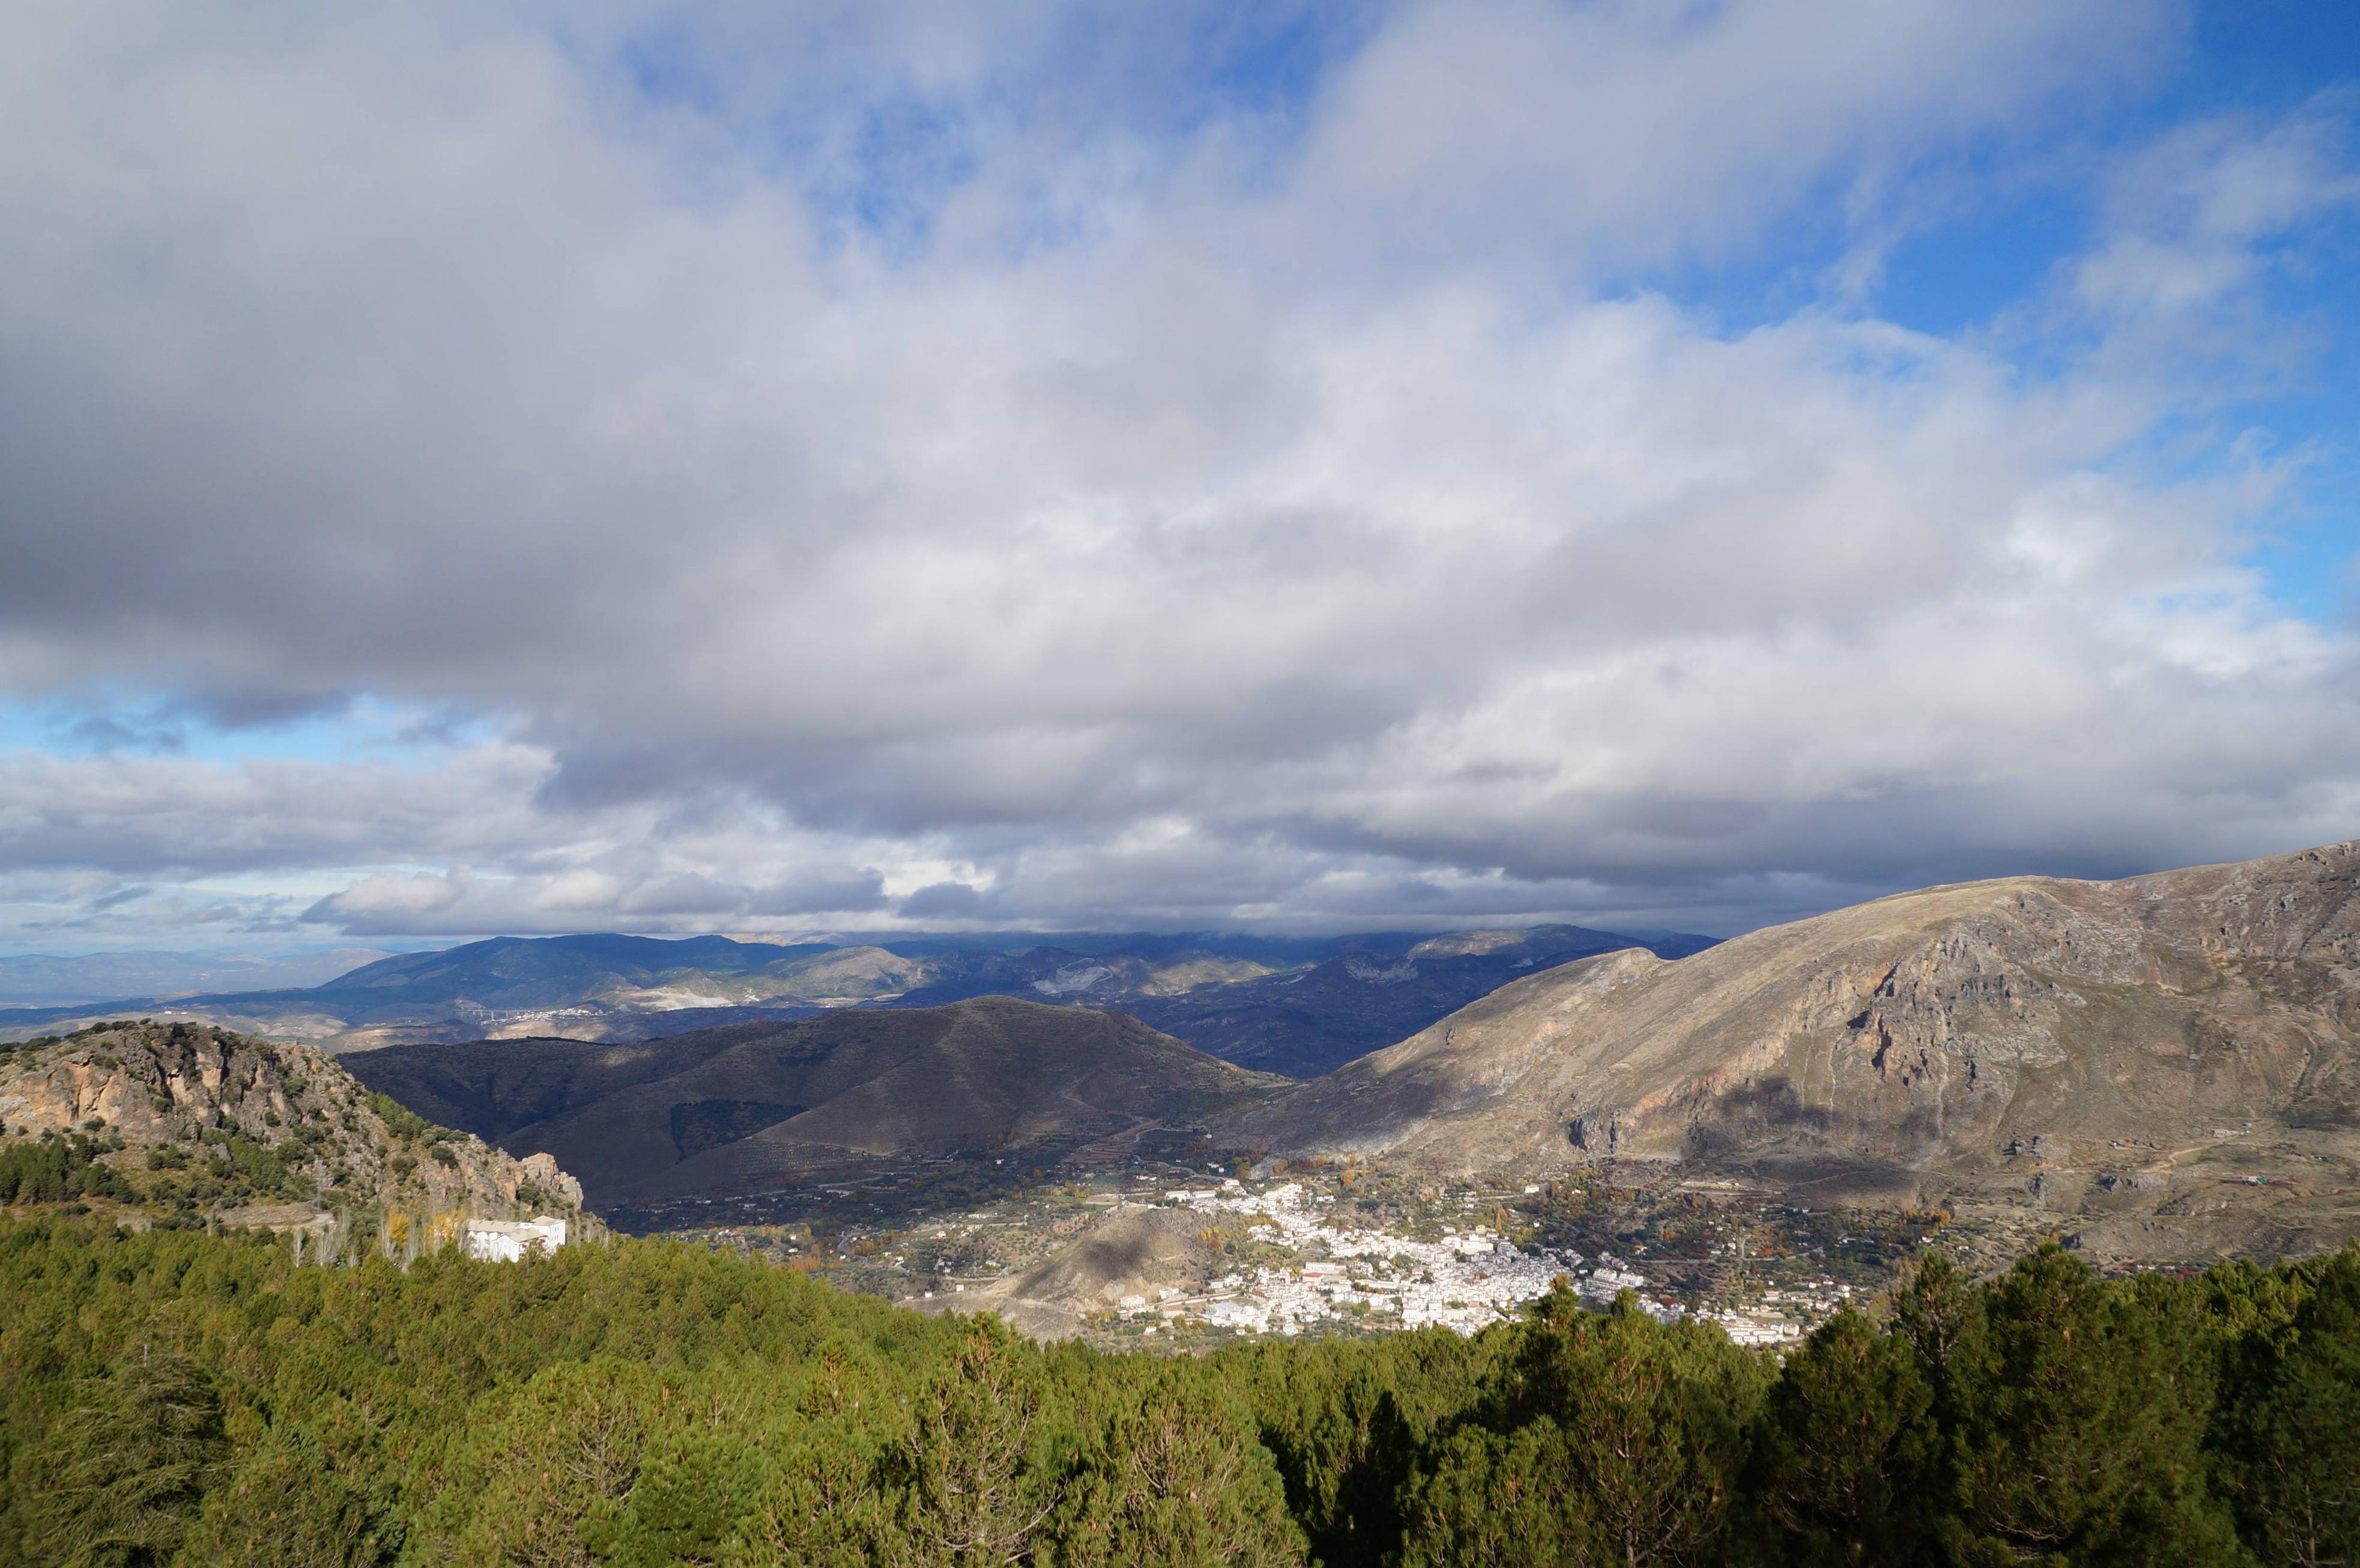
[893,1321,1067,1567]
[1745,1304,1939,1566]
[1405,1293,1768,1567]
[177,1417,396,1567]
[418,1355,664,1566]
[725,1417,898,1568]
[1400,1418,1602,1568]
[22,1348,226,1568]
[2219,1252,2360,1567]
[1057,1373,1306,1568]
[1229,1350,1418,1568]
[1934,1246,2246,1567]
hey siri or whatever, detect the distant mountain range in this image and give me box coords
[0,923,1714,1079]
[329,841,2360,1264]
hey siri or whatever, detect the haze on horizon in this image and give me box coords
[2,1,2357,958]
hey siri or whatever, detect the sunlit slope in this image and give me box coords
[1227,841,2360,1241]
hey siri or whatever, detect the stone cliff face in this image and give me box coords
[0,1020,585,1230]
[1225,842,2360,1255]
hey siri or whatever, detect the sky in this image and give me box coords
[2,0,2358,954]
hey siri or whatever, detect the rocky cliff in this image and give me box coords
[0,1019,587,1251]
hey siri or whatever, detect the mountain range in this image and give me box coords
[0,923,1713,1079]
[329,840,2360,1266]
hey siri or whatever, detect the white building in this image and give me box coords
[463,1215,569,1262]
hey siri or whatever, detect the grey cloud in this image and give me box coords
[0,2,2352,949]
[897,881,996,920]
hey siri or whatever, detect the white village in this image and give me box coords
[1110,1181,1830,1346]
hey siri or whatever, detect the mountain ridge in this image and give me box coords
[345,995,1290,1208]
[1220,840,2360,1259]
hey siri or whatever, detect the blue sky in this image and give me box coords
[1,0,2356,955]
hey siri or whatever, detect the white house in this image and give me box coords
[463,1215,569,1262]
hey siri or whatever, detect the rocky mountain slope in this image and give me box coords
[0,1020,587,1253]
[345,996,1290,1206]
[1226,841,2360,1260]
[0,925,1713,1079]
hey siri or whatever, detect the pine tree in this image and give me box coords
[23,1347,227,1568]
[1744,1304,1939,1566]
[1400,1418,1599,1568]
[1056,1375,1306,1568]
[177,1418,396,1567]
[2219,1251,2360,1567]
[1935,1246,2245,1567]
[1406,1297,1767,1567]
[893,1321,1066,1567]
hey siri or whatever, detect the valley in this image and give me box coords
[314,840,2360,1348]
[647,1152,2003,1352]
[14,841,2357,1358]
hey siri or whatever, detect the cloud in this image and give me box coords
[0,1,2353,947]
[896,880,996,921]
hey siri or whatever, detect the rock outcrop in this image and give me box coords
[0,1019,589,1244]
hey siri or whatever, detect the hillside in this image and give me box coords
[0,1020,588,1255]
[345,996,1290,1206]
[0,925,1714,1077]
[1110,925,1714,1077]
[1226,841,2360,1260]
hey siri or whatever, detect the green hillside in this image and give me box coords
[0,1215,2353,1566]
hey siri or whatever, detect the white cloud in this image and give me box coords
[0,1,2353,948]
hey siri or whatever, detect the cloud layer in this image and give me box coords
[2,1,2356,947]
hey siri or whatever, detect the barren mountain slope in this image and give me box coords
[1226,841,2360,1252]
[351,996,1291,1206]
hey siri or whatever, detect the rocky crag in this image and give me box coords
[0,1019,589,1258]
[1226,841,2360,1261]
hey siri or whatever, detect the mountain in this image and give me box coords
[1105,925,1717,1077]
[1225,841,2360,1260]
[343,996,1290,1206]
[0,924,1716,1079]
[0,1019,589,1252]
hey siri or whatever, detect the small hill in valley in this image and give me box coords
[1225,841,2360,1262]
[929,1206,1226,1341]
[346,996,1290,1207]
